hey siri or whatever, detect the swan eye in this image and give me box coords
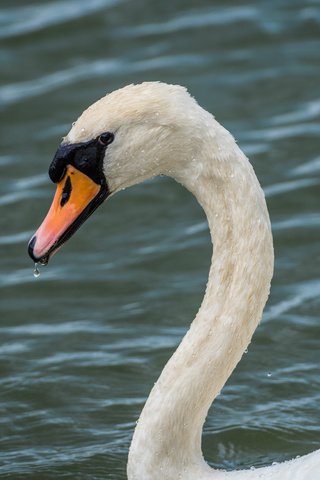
[98,132,114,146]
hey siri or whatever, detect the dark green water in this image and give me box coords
[0,1,319,478]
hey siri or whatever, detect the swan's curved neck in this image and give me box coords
[127,122,274,480]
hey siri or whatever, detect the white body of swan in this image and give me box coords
[29,82,320,479]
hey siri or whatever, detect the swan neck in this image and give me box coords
[128,127,274,480]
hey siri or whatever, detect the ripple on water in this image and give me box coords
[1,0,319,477]
[0,0,119,39]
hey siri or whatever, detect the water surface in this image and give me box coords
[0,0,319,478]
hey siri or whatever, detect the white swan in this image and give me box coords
[28,82,319,479]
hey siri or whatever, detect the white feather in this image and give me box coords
[68,82,320,480]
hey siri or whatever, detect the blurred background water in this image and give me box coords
[0,0,319,478]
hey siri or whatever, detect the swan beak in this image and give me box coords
[28,165,108,265]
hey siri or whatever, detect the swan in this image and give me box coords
[28,82,319,479]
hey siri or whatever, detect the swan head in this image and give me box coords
[28,82,209,265]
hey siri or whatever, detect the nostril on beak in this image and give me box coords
[28,235,37,261]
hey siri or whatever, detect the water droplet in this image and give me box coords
[267,372,272,377]
[33,263,40,278]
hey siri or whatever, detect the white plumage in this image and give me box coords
[66,82,320,479]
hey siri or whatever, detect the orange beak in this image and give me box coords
[28,165,108,264]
